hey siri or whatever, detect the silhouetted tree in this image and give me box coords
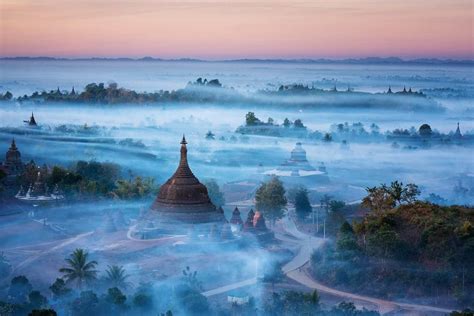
[59,249,98,289]
[255,176,287,226]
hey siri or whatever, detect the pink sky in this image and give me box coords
[1,0,473,59]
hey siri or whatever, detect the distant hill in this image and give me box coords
[1,56,473,65]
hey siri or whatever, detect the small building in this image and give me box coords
[227,291,250,305]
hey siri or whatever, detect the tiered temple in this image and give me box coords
[150,136,226,224]
[2,139,24,175]
[136,136,226,238]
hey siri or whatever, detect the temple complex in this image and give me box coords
[263,142,329,185]
[15,171,64,202]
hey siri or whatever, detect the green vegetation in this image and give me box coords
[311,182,474,306]
[16,160,157,200]
[104,265,130,289]
[0,91,13,100]
[16,79,230,105]
[237,112,308,137]
[255,176,287,226]
[293,187,312,220]
[0,255,382,316]
[59,249,98,289]
[264,290,320,315]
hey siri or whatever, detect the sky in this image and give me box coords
[0,0,473,59]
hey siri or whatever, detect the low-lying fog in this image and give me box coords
[1,60,473,202]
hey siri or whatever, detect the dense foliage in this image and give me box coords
[16,160,157,200]
[311,185,474,307]
[255,176,287,226]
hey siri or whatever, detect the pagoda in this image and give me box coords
[24,113,37,127]
[137,136,225,237]
[454,122,463,139]
[263,142,329,185]
[150,136,225,223]
[230,207,243,227]
[3,139,24,175]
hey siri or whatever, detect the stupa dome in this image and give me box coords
[150,136,225,224]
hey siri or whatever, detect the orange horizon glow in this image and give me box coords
[1,0,473,59]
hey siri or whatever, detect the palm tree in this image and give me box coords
[59,248,98,289]
[104,265,130,289]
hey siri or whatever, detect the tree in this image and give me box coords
[337,222,360,254]
[28,309,57,316]
[362,185,394,213]
[59,249,98,289]
[281,290,320,315]
[255,176,287,226]
[323,133,332,142]
[8,275,32,303]
[245,112,260,126]
[203,179,225,207]
[133,293,153,314]
[283,118,291,128]
[293,119,305,129]
[366,224,401,260]
[49,278,71,299]
[3,91,13,100]
[105,287,127,307]
[28,291,48,310]
[329,200,346,213]
[362,182,420,213]
[70,291,99,316]
[294,187,312,220]
[182,266,203,291]
[104,265,130,289]
[205,131,215,140]
[419,123,432,137]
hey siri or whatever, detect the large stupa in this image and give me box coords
[151,136,225,223]
[135,136,226,237]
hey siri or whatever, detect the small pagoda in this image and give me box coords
[230,207,243,227]
[243,209,255,232]
[24,113,38,127]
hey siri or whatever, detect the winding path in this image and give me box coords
[203,213,454,315]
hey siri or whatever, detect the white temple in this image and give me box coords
[263,142,329,185]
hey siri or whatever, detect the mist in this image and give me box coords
[0,60,472,315]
